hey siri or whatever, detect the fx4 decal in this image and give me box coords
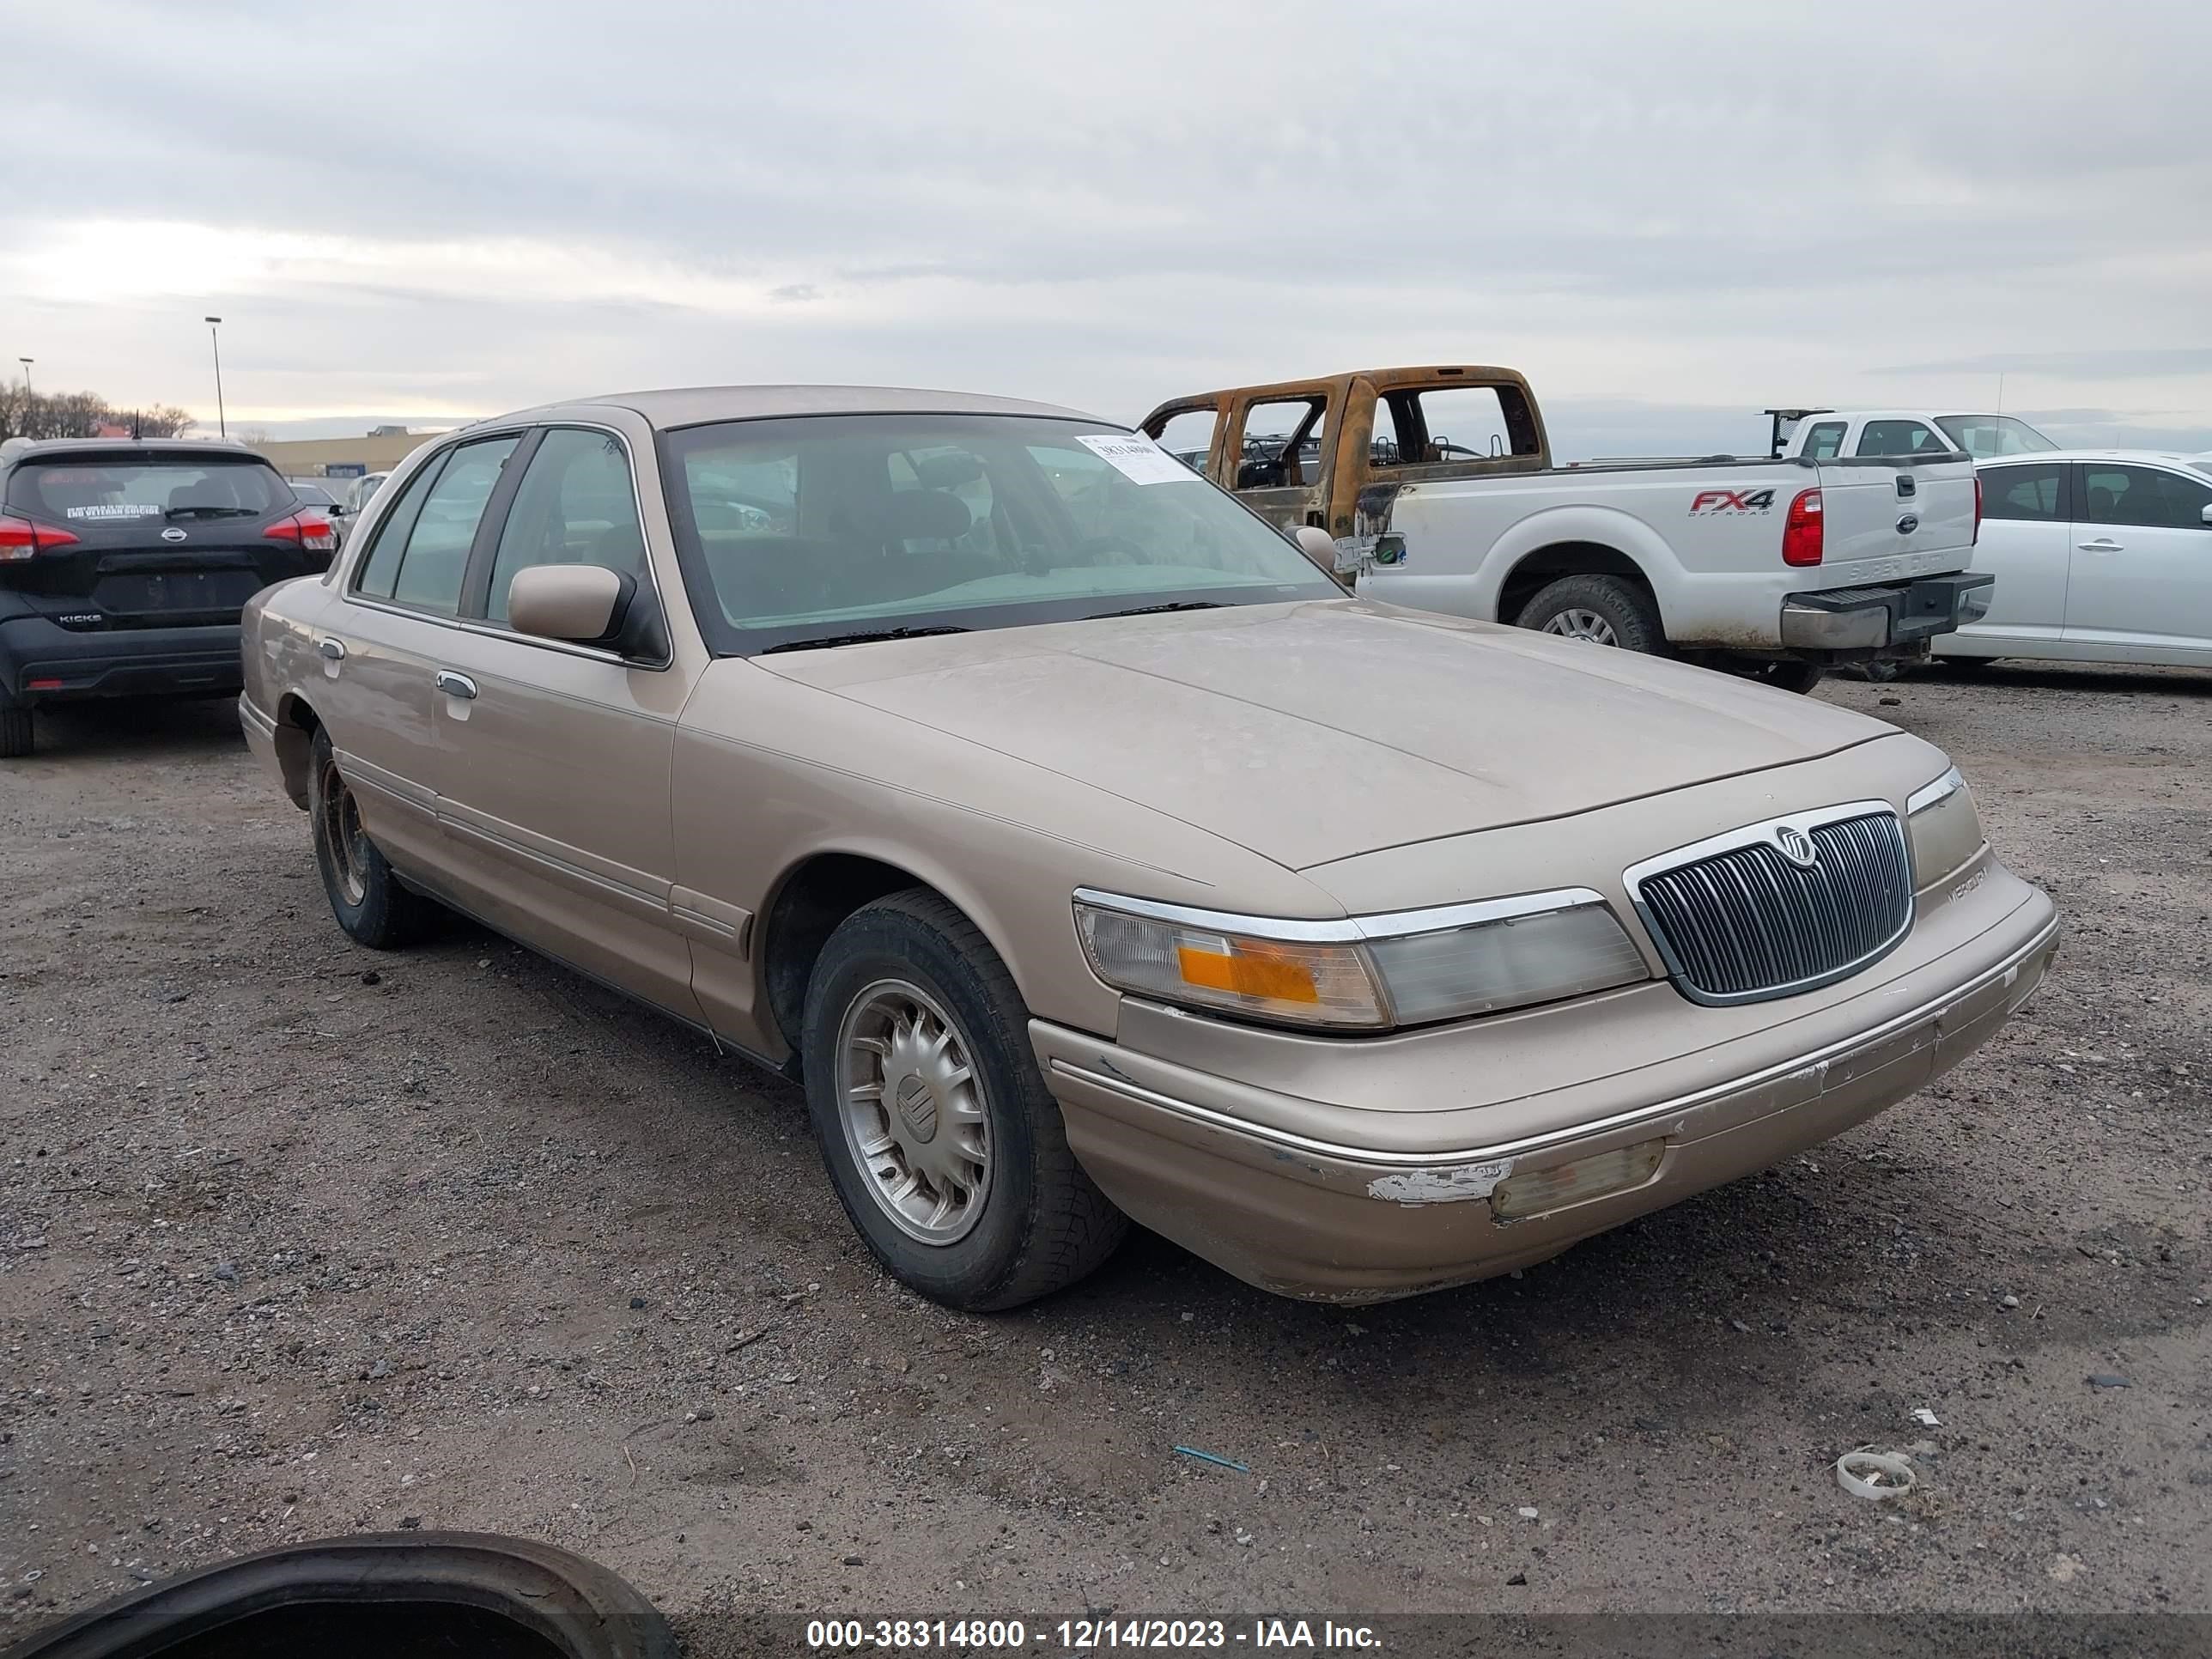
[1688,487,1777,515]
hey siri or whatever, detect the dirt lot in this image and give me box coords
[3,662,2208,1648]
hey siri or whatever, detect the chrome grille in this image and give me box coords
[1630,808,1913,1005]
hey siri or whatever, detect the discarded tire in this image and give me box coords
[3,1533,675,1659]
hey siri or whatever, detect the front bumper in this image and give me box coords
[1036,875,2057,1303]
[0,614,244,705]
[1780,572,1995,659]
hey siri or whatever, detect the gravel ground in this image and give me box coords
[2,660,2208,1649]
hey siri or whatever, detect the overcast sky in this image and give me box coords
[6,0,2209,458]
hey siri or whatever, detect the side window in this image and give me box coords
[1237,398,1325,489]
[388,437,519,615]
[352,457,447,600]
[1801,422,1846,461]
[2080,465,2212,531]
[1369,397,1405,465]
[1981,464,2064,522]
[1151,409,1218,475]
[485,429,644,624]
[1407,386,1511,462]
[1856,420,1942,458]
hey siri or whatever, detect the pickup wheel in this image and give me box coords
[801,890,1128,1311]
[309,727,441,948]
[0,706,31,760]
[1516,574,1665,653]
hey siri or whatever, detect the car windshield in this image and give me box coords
[661,413,1340,653]
[1936,415,2058,459]
[5,454,290,523]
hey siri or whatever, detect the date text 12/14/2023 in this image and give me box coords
[805,1618,1383,1650]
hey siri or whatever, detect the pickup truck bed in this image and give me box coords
[1143,367,1993,685]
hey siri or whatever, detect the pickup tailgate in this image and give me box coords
[1814,455,1975,574]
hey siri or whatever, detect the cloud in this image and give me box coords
[4,0,2208,437]
[1875,349,2212,379]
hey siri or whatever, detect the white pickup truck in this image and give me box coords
[1141,368,1995,690]
[1766,406,2059,463]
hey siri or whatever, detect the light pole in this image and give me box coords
[204,316,226,440]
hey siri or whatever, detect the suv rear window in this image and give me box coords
[6,455,291,525]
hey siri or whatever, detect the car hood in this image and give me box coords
[754,600,1892,871]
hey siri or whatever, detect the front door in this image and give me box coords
[416,424,701,1018]
[2063,463,2212,661]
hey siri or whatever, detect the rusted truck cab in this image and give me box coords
[1140,366,1550,556]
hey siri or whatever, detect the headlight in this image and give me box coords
[1905,765,1984,885]
[1073,888,1648,1032]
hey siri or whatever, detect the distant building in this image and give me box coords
[249,427,454,477]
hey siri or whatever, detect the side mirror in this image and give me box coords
[2202,503,2212,527]
[1292,526,1336,568]
[508,563,629,644]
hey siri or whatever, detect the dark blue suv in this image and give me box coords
[0,438,336,757]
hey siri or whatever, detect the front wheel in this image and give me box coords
[0,706,30,759]
[1515,574,1666,653]
[801,890,1127,1310]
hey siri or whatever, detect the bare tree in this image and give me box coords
[0,391,200,441]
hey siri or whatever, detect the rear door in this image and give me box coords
[1949,460,2072,648]
[2063,463,2212,658]
[2,450,329,639]
[1224,391,1333,533]
[1818,419,1977,575]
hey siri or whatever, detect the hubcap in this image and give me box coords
[315,753,370,907]
[1540,608,1619,646]
[835,979,991,1245]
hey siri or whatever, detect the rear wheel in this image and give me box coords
[0,706,30,759]
[801,890,1127,1310]
[1516,574,1665,653]
[309,727,439,948]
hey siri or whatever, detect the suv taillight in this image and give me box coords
[1782,488,1824,567]
[0,514,82,562]
[1972,474,1983,544]
[264,513,338,557]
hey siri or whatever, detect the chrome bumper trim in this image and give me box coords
[1047,909,2058,1171]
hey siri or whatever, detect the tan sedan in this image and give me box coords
[239,386,2059,1309]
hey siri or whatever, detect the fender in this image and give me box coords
[1369,498,1692,630]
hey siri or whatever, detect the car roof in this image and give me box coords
[1978,448,2205,466]
[0,436,267,466]
[477,384,1105,433]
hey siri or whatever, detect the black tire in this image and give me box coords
[1749,659,1827,694]
[1515,573,1666,653]
[801,889,1127,1310]
[0,705,30,759]
[309,726,439,949]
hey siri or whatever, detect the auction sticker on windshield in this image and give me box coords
[64,502,165,519]
[1076,433,1193,486]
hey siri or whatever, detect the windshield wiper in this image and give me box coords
[164,505,258,521]
[760,624,973,654]
[1085,600,1227,619]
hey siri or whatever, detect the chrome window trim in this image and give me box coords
[1621,799,1915,1009]
[1071,884,1614,945]
[336,420,674,672]
[1907,766,1965,817]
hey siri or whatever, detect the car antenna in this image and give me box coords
[132,409,143,440]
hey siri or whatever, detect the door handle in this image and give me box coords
[317,637,346,660]
[2076,538,2124,554]
[434,670,478,700]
